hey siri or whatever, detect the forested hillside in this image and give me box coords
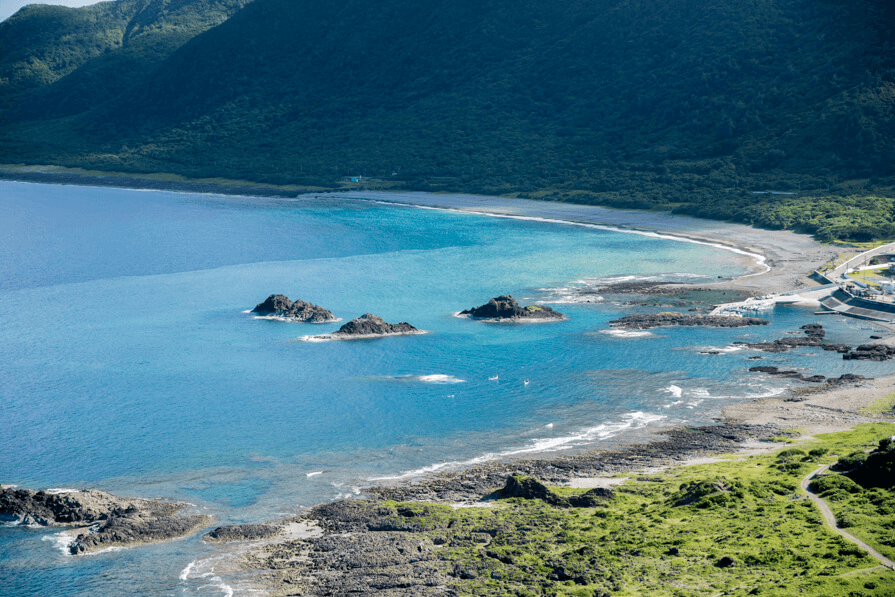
[1,0,893,241]
[0,0,251,115]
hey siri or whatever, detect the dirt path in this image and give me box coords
[801,465,895,570]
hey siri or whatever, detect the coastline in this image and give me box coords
[4,169,895,594]
[0,166,841,293]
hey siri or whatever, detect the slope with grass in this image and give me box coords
[249,423,895,596]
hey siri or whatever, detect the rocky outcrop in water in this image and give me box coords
[843,344,895,361]
[610,312,769,330]
[251,294,336,322]
[0,487,210,554]
[735,324,894,361]
[460,295,564,320]
[335,314,420,337]
[203,524,282,543]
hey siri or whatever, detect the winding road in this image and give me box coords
[801,465,895,570]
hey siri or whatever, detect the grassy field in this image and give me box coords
[370,423,895,596]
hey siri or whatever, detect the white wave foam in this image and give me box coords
[179,560,196,581]
[368,411,665,482]
[306,471,323,477]
[664,385,683,398]
[46,488,79,494]
[300,330,427,342]
[662,400,684,408]
[42,530,76,555]
[253,314,341,323]
[697,345,744,354]
[600,329,655,338]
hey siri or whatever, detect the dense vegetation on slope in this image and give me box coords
[0,0,251,116]
[1,0,893,241]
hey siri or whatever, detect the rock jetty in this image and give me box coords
[251,294,336,322]
[609,312,769,330]
[0,487,210,554]
[460,295,564,320]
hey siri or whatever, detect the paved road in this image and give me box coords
[828,242,895,280]
[801,465,895,570]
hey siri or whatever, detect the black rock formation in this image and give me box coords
[843,344,895,361]
[460,295,564,320]
[203,524,282,543]
[335,314,418,337]
[251,294,336,322]
[493,475,613,508]
[0,487,210,554]
[610,312,769,330]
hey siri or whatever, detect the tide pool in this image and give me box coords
[0,181,890,597]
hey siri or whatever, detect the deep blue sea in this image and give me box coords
[1,181,891,596]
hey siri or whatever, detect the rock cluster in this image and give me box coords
[736,324,895,361]
[0,487,210,554]
[609,312,769,329]
[251,294,336,322]
[460,295,564,320]
[334,313,419,337]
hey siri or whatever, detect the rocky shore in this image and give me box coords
[735,323,895,361]
[242,422,786,596]
[609,312,769,329]
[460,295,564,321]
[0,487,210,554]
[251,294,337,322]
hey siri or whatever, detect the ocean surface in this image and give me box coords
[1,181,891,596]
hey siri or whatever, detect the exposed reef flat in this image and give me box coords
[204,524,283,543]
[304,313,424,341]
[251,294,337,323]
[0,487,210,554]
[609,312,769,330]
[459,295,564,321]
[734,323,895,361]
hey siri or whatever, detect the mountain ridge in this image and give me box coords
[1,0,893,241]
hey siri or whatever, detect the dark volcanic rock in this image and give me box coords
[251,294,336,322]
[717,556,736,568]
[843,344,895,361]
[747,366,825,383]
[0,487,210,554]
[204,524,282,543]
[610,312,768,330]
[493,475,614,508]
[335,313,419,337]
[460,295,564,320]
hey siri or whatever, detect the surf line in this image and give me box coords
[341,196,770,277]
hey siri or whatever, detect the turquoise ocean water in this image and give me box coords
[0,181,890,596]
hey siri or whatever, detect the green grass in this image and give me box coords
[861,394,895,417]
[371,423,895,596]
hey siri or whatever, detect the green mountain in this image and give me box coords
[1,0,894,241]
[0,0,251,115]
